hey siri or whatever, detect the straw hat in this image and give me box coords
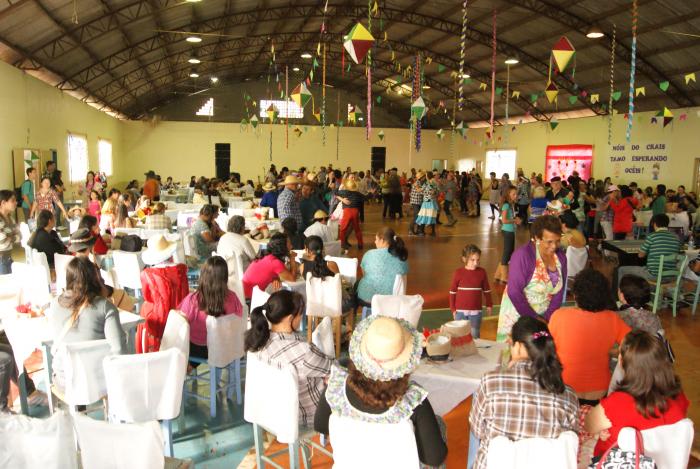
[416,171,426,180]
[262,182,276,192]
[313,210,329,221]
[344,179,358,191]
[68,228,96,253]
[440,320,477,357]
[67,206,86,219]
[279,175,301,186]
[425,333,452,361]
[349,316,422,381]
[306,172,318,182]
[142,234,178,265]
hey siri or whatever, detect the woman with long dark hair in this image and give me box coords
[585,330,688,462]
[469,316,578,469]
[113,200,134,229]
[299,236,339,279]
[0,190,19,275]
[356,227,408,306]
[244,290,332,425]
[178,256,243,361]
[28,209,67,266]
[242,233,298,298]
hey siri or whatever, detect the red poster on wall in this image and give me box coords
[545,145,593,182]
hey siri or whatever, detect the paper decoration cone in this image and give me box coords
[659,81,670,92]
[550,119,559,131]
[552,36,575,74]
[290,82,312,108]
[266,104,278,121]
[250,115,259,128]
[313,111,321,122]
[411,96,426,120]
[293,127,302,137]
[612,90,622,102]
[656,107,673,127]
[590,94,600,104]
[455,121,466,137]
[436,128,444,140]
[343,23,374,64]
[685,73,696,85]
[545,81,559,103]
[378,130,385,141]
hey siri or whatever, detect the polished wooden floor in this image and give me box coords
[352,201,700,457]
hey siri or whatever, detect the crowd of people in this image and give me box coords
[0,160,695,468]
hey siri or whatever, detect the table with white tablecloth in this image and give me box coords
[412,339,506,416]
[668,211,690,236]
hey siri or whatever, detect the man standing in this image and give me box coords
[20,167,36,222]
[277,175,303,227]
[299,182,326,232]
[442,172,458,226]
[546,176,570,202]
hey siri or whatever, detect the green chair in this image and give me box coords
[648,254,689,316]
[675,270,700,317]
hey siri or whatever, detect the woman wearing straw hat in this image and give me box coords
[335,179,365,250]
[314,315,447,467]
[259,181,279,218]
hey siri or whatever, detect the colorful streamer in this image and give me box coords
[489,9,497,139]
[322,44,326,147]
[608,24,616,145]
[366,0,372,139]
[505,62,511,145]
[413,54,421,152]
[626,0,638,142]
[458,0,467,110]
[285,65,289,149]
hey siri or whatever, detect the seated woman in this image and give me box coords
[217,215,257,273]
[144,202,172,231]
[470,316,579,469]
[282,217,305,250]
[191,204,224,261]
[549,268,631,403]
[28,209,67,266]
[314,315,447,467]
[48,256,126,390]
[78,215,109,255]
[356,227,408,307]
[585,330,689,463]
[245,290,332,425]
[113,200,135,229]
[299,235,339,279]
[617,274,663,335]
[242,233,298,299]
[178,256,243,363]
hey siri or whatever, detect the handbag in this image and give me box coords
[590,428,657,469]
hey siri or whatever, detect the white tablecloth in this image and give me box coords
[412,339,506,416]
[668,212,690,235]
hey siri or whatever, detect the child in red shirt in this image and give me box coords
[449,244,493,338]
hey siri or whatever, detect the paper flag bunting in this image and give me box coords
[436,129,444,140]
[495,86,503,96]
[455,121,466,137]
[685,73,696,85]
[591,94,600,104]
[411,96,426,120]
[463,77,472,85]
[680,113,688,121]
[250,115,259,128]
[545,81,559,104]
[313,111,321,123]
[437,64,446,73]
[568,95,578,105]
[650,117,658,124]
[290,82,312,108]
[612,90,622,102]
[530,93,539,103]
[659,81,670,92]
[635,87,645,97]
[512,90,520,99]
[266,104,278,121]
[376,95,382,104]
[293,127,302,138]
[378,130,385,141]
[479,82,488,91]
[655,107,673,127]
[343,23,374,64]
[550,119,559,131]
[552,36,575,73]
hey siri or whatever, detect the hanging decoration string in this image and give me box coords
[458,0,467,110]
[366,0,373,140]
[413,53,422,152]
[608,23,616,145]
[505,63,510,146]
[626,0,638,142]
[451,77,457,159]
[285,65,289,149]
[336,90,340,160]
[489,9,497,140]
[322,43,327,147]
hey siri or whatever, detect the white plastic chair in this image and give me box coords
[305,274,343,357]
[159,310,191,361]
[329,414,419,469]
[73,413,165,469]
[0,411,78,469]
[103,348,188,457]
[30,248,51,288]
[19,222,32,260]
[68,218,80,235]
[311,316,335,359]
[565,245,588,283]
[618,419,694,469]
[485,431,579,469]
[141,228,170,239]
[393,273,407,295]
[325,240,342,257]
[370,294,424,328]
[326,255,358,286]
[250,285,271,312]
[11,261,51,307]
[111,250,144,296]
[210,195,221,207]
[244,353,331,469]
[184,313,246,417]
[55,339,112,413]
[54,253,74,293]
[182,231,195,257]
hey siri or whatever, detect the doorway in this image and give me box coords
[371,147,386,174]
[215,143,231,180]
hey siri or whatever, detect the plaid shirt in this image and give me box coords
[277,188,303,227]
[145,213,173,231]
[469,361,579,469]
[255,332,333,425]
[410,182,424,205]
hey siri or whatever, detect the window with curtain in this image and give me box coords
[485,149,517,179]
[67,133,88,183]
[98,139,113,176]
[545,145,593,182]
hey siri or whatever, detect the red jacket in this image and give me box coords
[609,196,638,234]
[136,264,189,353]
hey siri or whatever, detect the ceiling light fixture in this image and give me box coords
[210,76,218,83]
[185,0,202,3]
[186,36,202,43]
[292,67,300,72]
[300,52,312,59]
[189,72,199,78]
[422,85,431,89]
[504,58,519,65]
[188,58,201,64]
[586,25,605,39]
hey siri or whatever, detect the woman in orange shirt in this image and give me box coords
[549,268,631,403]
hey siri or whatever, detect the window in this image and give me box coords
[259,99,303,119]
[196,97,214,117]
[457,158,477,173]
[545,145,593,181]
[98,139,112,176]
[485,149,516,179]
[67,133,88,183]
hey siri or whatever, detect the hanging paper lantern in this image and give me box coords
[436,128,444,140]
[266,104,278,122]
[656,107,673,127]
[293,127,303,138]
[313,111,321,123]
[455,121,466,137]
[411,96,426,120]
[290,82,312,108]
[378,130,385,141]
[343,23,375,64]
[348,104,358,124]
[552,36,575,74]
[545,81,559,104]
[250,115,259,128]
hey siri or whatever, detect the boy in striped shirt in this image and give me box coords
[449,244,493,338]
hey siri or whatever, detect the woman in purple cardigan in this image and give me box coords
[496,215,567,341]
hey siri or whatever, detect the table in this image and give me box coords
[601,239,646,266]
[412,339,505,417]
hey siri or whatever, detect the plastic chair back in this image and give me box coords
[19,222,32,260]
[325,256,358,285]
[243,352,300,444]
[11,261,51,306]
[565,245,588,280]
[103,348,187,422]
[370,294,424,328]
[62,339,112,406]
[485,431,578,469]
[329,414,419,468]
[618,419,694,469]
[182,232,195,257]
[30,249,51,286]
[325,240,342,257]
[251,285,270,312]
[305,274,342,318]
[73,414,164,469]
[54,253,74,293]
[68,218,80,235]
[0,411,78,469]
[210,195,221,207]
[159,310,190,361]
[1,310,51,374]
[206,313,246,368]
[392,274,407,295]
[112,250,144,290]
[311,317,335,358]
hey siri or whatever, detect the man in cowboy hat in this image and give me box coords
[300,181,326,232]
[259,181,279,217]
[277,174,303,227]
[303,209,336,242]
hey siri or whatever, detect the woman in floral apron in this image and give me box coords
[496,215,568,341]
